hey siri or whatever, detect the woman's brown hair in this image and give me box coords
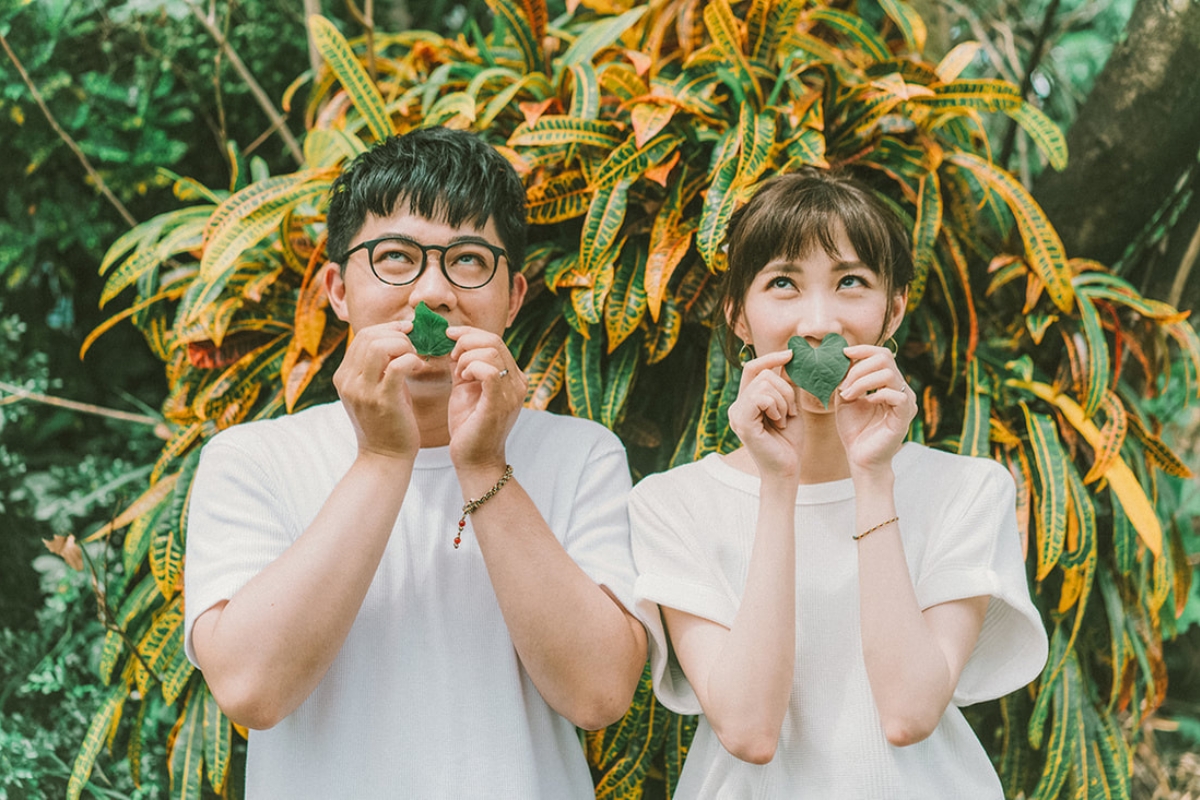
[719,168,915,362]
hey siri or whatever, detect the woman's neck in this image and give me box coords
[795,414,850,483]
[723,413,851,484]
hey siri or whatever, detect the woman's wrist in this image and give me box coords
[849,465,895,495]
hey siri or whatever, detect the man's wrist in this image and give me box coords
[455,460,510,494]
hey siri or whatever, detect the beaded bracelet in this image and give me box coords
[454,464,514,549]
[852,515,899,541]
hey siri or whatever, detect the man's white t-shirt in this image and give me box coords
[184,402,637,798]
[630,443,1049,799]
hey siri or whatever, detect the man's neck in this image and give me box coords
[411,395,452,448]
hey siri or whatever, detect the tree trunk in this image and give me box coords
[1032,0,1200,270]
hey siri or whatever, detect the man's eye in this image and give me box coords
[377,247,416,262]
[453,252,486,266]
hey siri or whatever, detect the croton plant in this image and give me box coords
[70,1,1199,798]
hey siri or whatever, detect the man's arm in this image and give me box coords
[191,321,424,729]
[463,468,647,730]
[447,326,647,730]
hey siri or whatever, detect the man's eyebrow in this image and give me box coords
[374,233,494,245]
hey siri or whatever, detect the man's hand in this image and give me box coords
[333,320,425,462]
[445,325,526,471]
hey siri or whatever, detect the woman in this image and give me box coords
[630,169,1048,798]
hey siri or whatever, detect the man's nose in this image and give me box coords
[408,253,457,309]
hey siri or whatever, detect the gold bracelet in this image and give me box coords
[853,515,899,541]
[454,464,513,549]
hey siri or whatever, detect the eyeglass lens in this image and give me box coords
[368,238,498,288]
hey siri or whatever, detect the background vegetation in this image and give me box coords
[1,0,1197,798]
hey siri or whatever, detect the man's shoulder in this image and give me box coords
[512,408,624,451]
[203,401,349,456]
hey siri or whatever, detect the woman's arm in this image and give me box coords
[836,344,987,745]
[663,475,797,764]
[663,350,802,764]
[853,475,988,746]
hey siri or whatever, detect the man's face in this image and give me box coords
[324,208,527,394]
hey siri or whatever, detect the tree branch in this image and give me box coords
[344,0,378,81]
[183,0,305,166]
[1168,214,1200,310]
[304,0,323,77]
[0,380,161,427]
[999,0,1062,169]
[0,31,138,228]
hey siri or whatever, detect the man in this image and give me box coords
[183,127,647,797]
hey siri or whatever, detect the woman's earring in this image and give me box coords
[885,337,899,356]
[738,342,756,367]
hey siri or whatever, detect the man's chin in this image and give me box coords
[406,361,453,392]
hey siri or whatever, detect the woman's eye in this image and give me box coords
[839,274,867,289]
[769,276,794,290]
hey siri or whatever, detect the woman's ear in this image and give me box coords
[885,287,908,339]
[725,298,751,346]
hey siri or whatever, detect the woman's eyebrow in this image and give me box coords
[832,259,872,272]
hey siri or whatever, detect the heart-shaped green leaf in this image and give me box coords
[409,301,454,357]
[786,333,851,408]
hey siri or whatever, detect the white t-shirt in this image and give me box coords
[630,443,1048,799]
[184,402,637,799]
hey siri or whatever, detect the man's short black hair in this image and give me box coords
[325,127,527,280]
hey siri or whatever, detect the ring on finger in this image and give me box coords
[498,368,510,378]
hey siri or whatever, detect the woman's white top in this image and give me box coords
[631,443,1048,799]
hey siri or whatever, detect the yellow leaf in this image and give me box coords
[1020,381,1162,556]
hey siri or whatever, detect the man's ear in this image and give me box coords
[322,262,350,322]
[506,272,528,327]
[885,287,908,339]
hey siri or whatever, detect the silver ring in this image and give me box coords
[498,369,509,378]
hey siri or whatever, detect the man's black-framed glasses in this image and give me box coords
[337,236,507,289]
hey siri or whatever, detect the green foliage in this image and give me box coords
[786,333,851,408]
[78,1,1199,798]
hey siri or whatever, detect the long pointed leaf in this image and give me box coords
[309,15,393,142]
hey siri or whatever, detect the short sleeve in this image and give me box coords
[914,460,1048,705]
[560,436,639,616]
[183,432,295,666]
[629,474,739,715]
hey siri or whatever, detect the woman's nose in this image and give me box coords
[793,295,838,341]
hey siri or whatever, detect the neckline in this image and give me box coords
[697,443,917,505]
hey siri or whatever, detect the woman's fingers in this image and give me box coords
[838,344,908,402]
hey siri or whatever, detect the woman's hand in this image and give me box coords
[834,344,916,477]
[727,350,801,480]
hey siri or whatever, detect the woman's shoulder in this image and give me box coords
[631,456,715,499]
[896,442,1014,494]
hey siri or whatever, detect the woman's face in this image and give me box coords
[730,224,906,408]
